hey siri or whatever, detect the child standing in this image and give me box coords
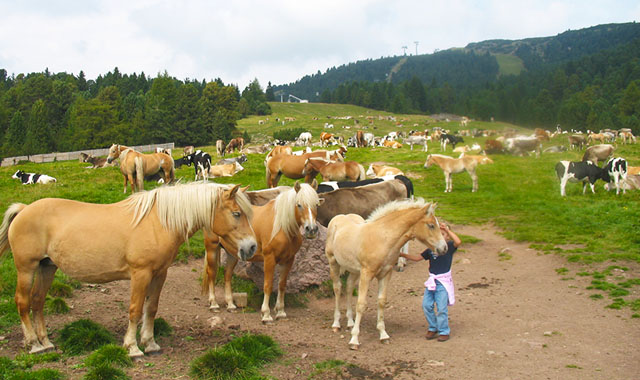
[400,222,461,342]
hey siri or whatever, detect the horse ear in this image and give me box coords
[240,185,250,193]
[426,202,437,215]
[318,198,325,206]
[227,184,241,199]
[311,179,318,190]
[294,181,301,192]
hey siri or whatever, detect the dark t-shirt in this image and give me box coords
[420,241,457,275]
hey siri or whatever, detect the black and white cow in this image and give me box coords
[185,150,212,181]
[12,170,57,185]
[603,157,628,195]
[440,134,464,151]
[555,161,604,196]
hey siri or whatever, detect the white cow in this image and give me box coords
[298,132,312,146]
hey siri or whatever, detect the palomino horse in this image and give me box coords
[202,181,323,322]
[265,150,342,187]
[107,144,175,193]
[424,154,479,193]
[0,183,257,357]
[365,163,404,178]
[303,158,365,183]
[325,199,448,349]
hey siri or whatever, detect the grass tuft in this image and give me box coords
[83,364,130,380]
[45,297,70,314]
[153,318,173,337]
[225,333,282,366]
[6,368,65,380]
[84,344,132,369]
[13,352,60,369]
[56,319,116,355]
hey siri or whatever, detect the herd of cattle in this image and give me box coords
[8,122,639,198]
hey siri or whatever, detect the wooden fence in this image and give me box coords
[1,143,175,167]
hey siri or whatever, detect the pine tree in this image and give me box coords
[2,110,26,156]
[24,100,51,155]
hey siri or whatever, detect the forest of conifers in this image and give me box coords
[274,23,640,134]
[0,69,270,157]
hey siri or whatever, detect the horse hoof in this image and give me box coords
[29,344,53,354]
[332,327,341,333]
[226,308,238,314]
[209,305,221,313]
[275,313,287,320]
[380,338,390,345]
[349,343,360,351]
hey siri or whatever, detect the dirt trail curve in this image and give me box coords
[1,224,638,379]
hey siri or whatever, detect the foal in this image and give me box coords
[424,154,479,192]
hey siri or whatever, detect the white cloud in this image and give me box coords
[0,0,638,89]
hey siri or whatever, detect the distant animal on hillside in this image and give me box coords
[12,170,57,185]
[226,137,244,154]
[107,144,175,193]
[404,135,429,151]
[582,144,614,166]
[356,130,366,147]
[298,132,312,146]
[440,134,464,151]
[320,132,335,147]
[484,139,504,154]
[587,133,606,145]
[383,140,402,149]
[185,150,212,181]
[366,164,404,178]
[154,147,172,156]
[505,136,541,157]
[424,154,479,193]
[80,152,115,168]
[568,135,586,150]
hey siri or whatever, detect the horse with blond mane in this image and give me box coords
[107,144,175,193]
[303,158,365,183]
[0,183,257,357]
[424,154,480,192]
[265,150,343,187]
[202,181,323,322]
[325,198,448,349]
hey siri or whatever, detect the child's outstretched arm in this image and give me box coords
[442,224,462,248]
[399,252,424,262]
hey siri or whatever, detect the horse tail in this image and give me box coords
[357,163,366,181]
[0,203,26,257]
[265,160,272,187]
[135,156,144,191]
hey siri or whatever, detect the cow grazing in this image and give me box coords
[505,137,541,157]
[555,161,606,196]
[440,134,464,151]
[12,170,57,185]
[404,135,429,151]
[582,144,614,166]
[603,157,628,195]
[226,137,244,154]
[185,150,212,180]
[568,135,586,150]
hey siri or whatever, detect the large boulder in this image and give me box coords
[224,224,330,293]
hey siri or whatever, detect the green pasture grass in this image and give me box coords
[83,364,130,380]
[45,296,70,314]
[190,333,281,380]
[84,344,132,369]
[56,319,116,355]
[4,367,65,380]
[495,53,525,76]
[309,359,350,379]
[13,352,61,370]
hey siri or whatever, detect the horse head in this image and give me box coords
[412,202,448,256]
[423,155,433,168]
[107,144,122,163]
[292,181,323,239]
[211,185,257,261]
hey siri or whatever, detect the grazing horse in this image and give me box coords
[202,182,323,322]
[325,198,448,349]
[587,133,606,145]
[107,144,175,193]
[265,150,342,187]
[424,154,479,192]
[226,137,245,154]
[0,183,257,357]
[366,164,404,178]
[303,158,365,183]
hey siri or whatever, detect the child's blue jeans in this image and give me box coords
[422,280,450,335]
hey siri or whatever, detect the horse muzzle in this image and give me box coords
[107,157,114,164]
[303,223,319,239]
[238,238,258,261]
[435,241,448,256]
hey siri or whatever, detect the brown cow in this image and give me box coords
[484,139,504,154]
[356,130,366,147]
[582,144,614,166]
[226,137,244,154]
[568,135,586,150]
[320,132,335,147]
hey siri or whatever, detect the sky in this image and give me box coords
[1,0,639,90]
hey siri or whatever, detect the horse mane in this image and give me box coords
[367,197,430,223]
[123,182,253,236]
[272,183,319,240]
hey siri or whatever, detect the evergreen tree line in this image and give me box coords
[0,68,271,157]
[318,37,640,134]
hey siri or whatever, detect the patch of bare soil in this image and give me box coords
[1,224,638,379]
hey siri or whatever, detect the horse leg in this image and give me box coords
[345,272,359,329]
[445,172,451,192]
[275,259,294,320]
[123,269,152,358]
[469,169,478,192]
[376,270,393,344]
[140,269,168,354]
[261,253,276,323]
[30,262,58,352]
[224,253,239,311]
[14,262,41,352]
[349,269,373,350]
[127,174,136,193]
[327,251,343,332]
[203,238,221,311]
[123,175,128,194]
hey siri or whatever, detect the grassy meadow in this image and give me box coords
[0,101,639,331]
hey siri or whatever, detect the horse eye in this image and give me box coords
[297,204,302,209]
[232,211,241,218]
[428,224,435,230]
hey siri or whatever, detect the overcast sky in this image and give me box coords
[1,1,639,90]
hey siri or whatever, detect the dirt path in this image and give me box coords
[1,225,638,379]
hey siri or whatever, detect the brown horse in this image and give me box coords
[0,183,257,357]
[202,182,323,322]
[265,150,341,187]
[107,144,175,193]
[325,198,447,349]
[304,158,365,182]
[226,137,245,154]
[424,154,479,192]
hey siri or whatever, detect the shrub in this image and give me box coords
[273,128,305,142]
[56,319,116,355]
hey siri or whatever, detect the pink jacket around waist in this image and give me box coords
[424,270,455,306]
